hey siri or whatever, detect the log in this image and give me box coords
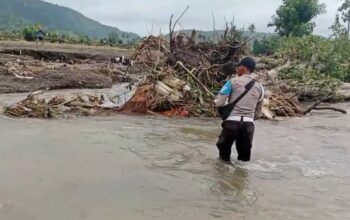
[337,89,350,101]
[261,106,275,120]
[302,96,332,115]
[267,60,291,84]
[14,74,33,80]
[303,99,323,115]
[313,107,347,114]
[51,97,79,108]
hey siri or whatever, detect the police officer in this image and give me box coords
[215,57,264,162]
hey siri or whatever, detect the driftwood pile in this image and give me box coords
[119,33,243,117]
[3,90,120,118]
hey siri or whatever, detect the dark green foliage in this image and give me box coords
[252,36,282,55]
[22,24,40,41]
[269,0,326,37]
[253,39,269,55]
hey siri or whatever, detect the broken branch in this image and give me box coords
[176,61,215,98]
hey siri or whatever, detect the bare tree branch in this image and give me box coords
[169,14,174,52]
[169,6,190,52]
[172,6,190,32]
[303,96,331,115]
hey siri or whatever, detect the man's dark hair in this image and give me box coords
[238,57,256,73]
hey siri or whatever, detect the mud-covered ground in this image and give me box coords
[0,41,134,94]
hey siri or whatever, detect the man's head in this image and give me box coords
[236,57,256,76]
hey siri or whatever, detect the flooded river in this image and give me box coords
[0,104,349,220]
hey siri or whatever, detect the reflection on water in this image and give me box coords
[0,104,349,220]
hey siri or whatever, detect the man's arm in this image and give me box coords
[254,100,263,120]
[254,83,265,120]
[214,80,232,107]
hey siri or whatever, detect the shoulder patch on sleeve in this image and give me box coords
[219,80,232,96]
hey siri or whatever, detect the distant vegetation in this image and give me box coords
[0,0,139,43]
[0,23,136,47]
[253,0,350,87]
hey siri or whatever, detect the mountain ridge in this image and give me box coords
[0,0,139,42]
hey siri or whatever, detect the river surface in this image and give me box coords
[0,104,349,220]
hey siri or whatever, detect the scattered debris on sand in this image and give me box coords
[0,38,347,119]
[3,89,124,118]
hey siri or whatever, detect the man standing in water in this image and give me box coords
[215,57,264,163]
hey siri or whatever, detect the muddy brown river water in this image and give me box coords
[0,104,349,220]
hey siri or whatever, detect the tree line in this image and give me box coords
[0,23,137,46]
[251,0,350,83]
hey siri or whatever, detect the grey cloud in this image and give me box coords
[45,0,342,36]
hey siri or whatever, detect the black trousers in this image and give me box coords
[216,120,255,162]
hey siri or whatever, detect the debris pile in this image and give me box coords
[5,60,35,79]
[1,31,346,119]
[120,33,347,119]
[3,90,120,118]
[120,34,244,117]
[266,94,303,117]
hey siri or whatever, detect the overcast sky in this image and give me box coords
[44,0,342,36]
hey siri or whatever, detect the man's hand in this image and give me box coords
[254,100,263,120]
[215,95,229,107]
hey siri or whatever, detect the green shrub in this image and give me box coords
[22,25,37,41]
[277,36,350,82]
[252,36,282,55]
[279,67,342,99]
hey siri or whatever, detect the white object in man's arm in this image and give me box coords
[215,95,229,107]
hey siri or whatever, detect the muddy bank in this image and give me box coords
[1,48,117,62]
[0,66,113,93]
[0,41,133,61]
[0,42,135,94]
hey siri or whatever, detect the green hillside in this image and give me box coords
[0,0,139,42]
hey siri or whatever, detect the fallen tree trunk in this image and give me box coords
[267,60,291,84]
[302,96,347,115]
[303,99,323,115]
[313,107,347,114]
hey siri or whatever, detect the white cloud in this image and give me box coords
[44,0,343,36]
